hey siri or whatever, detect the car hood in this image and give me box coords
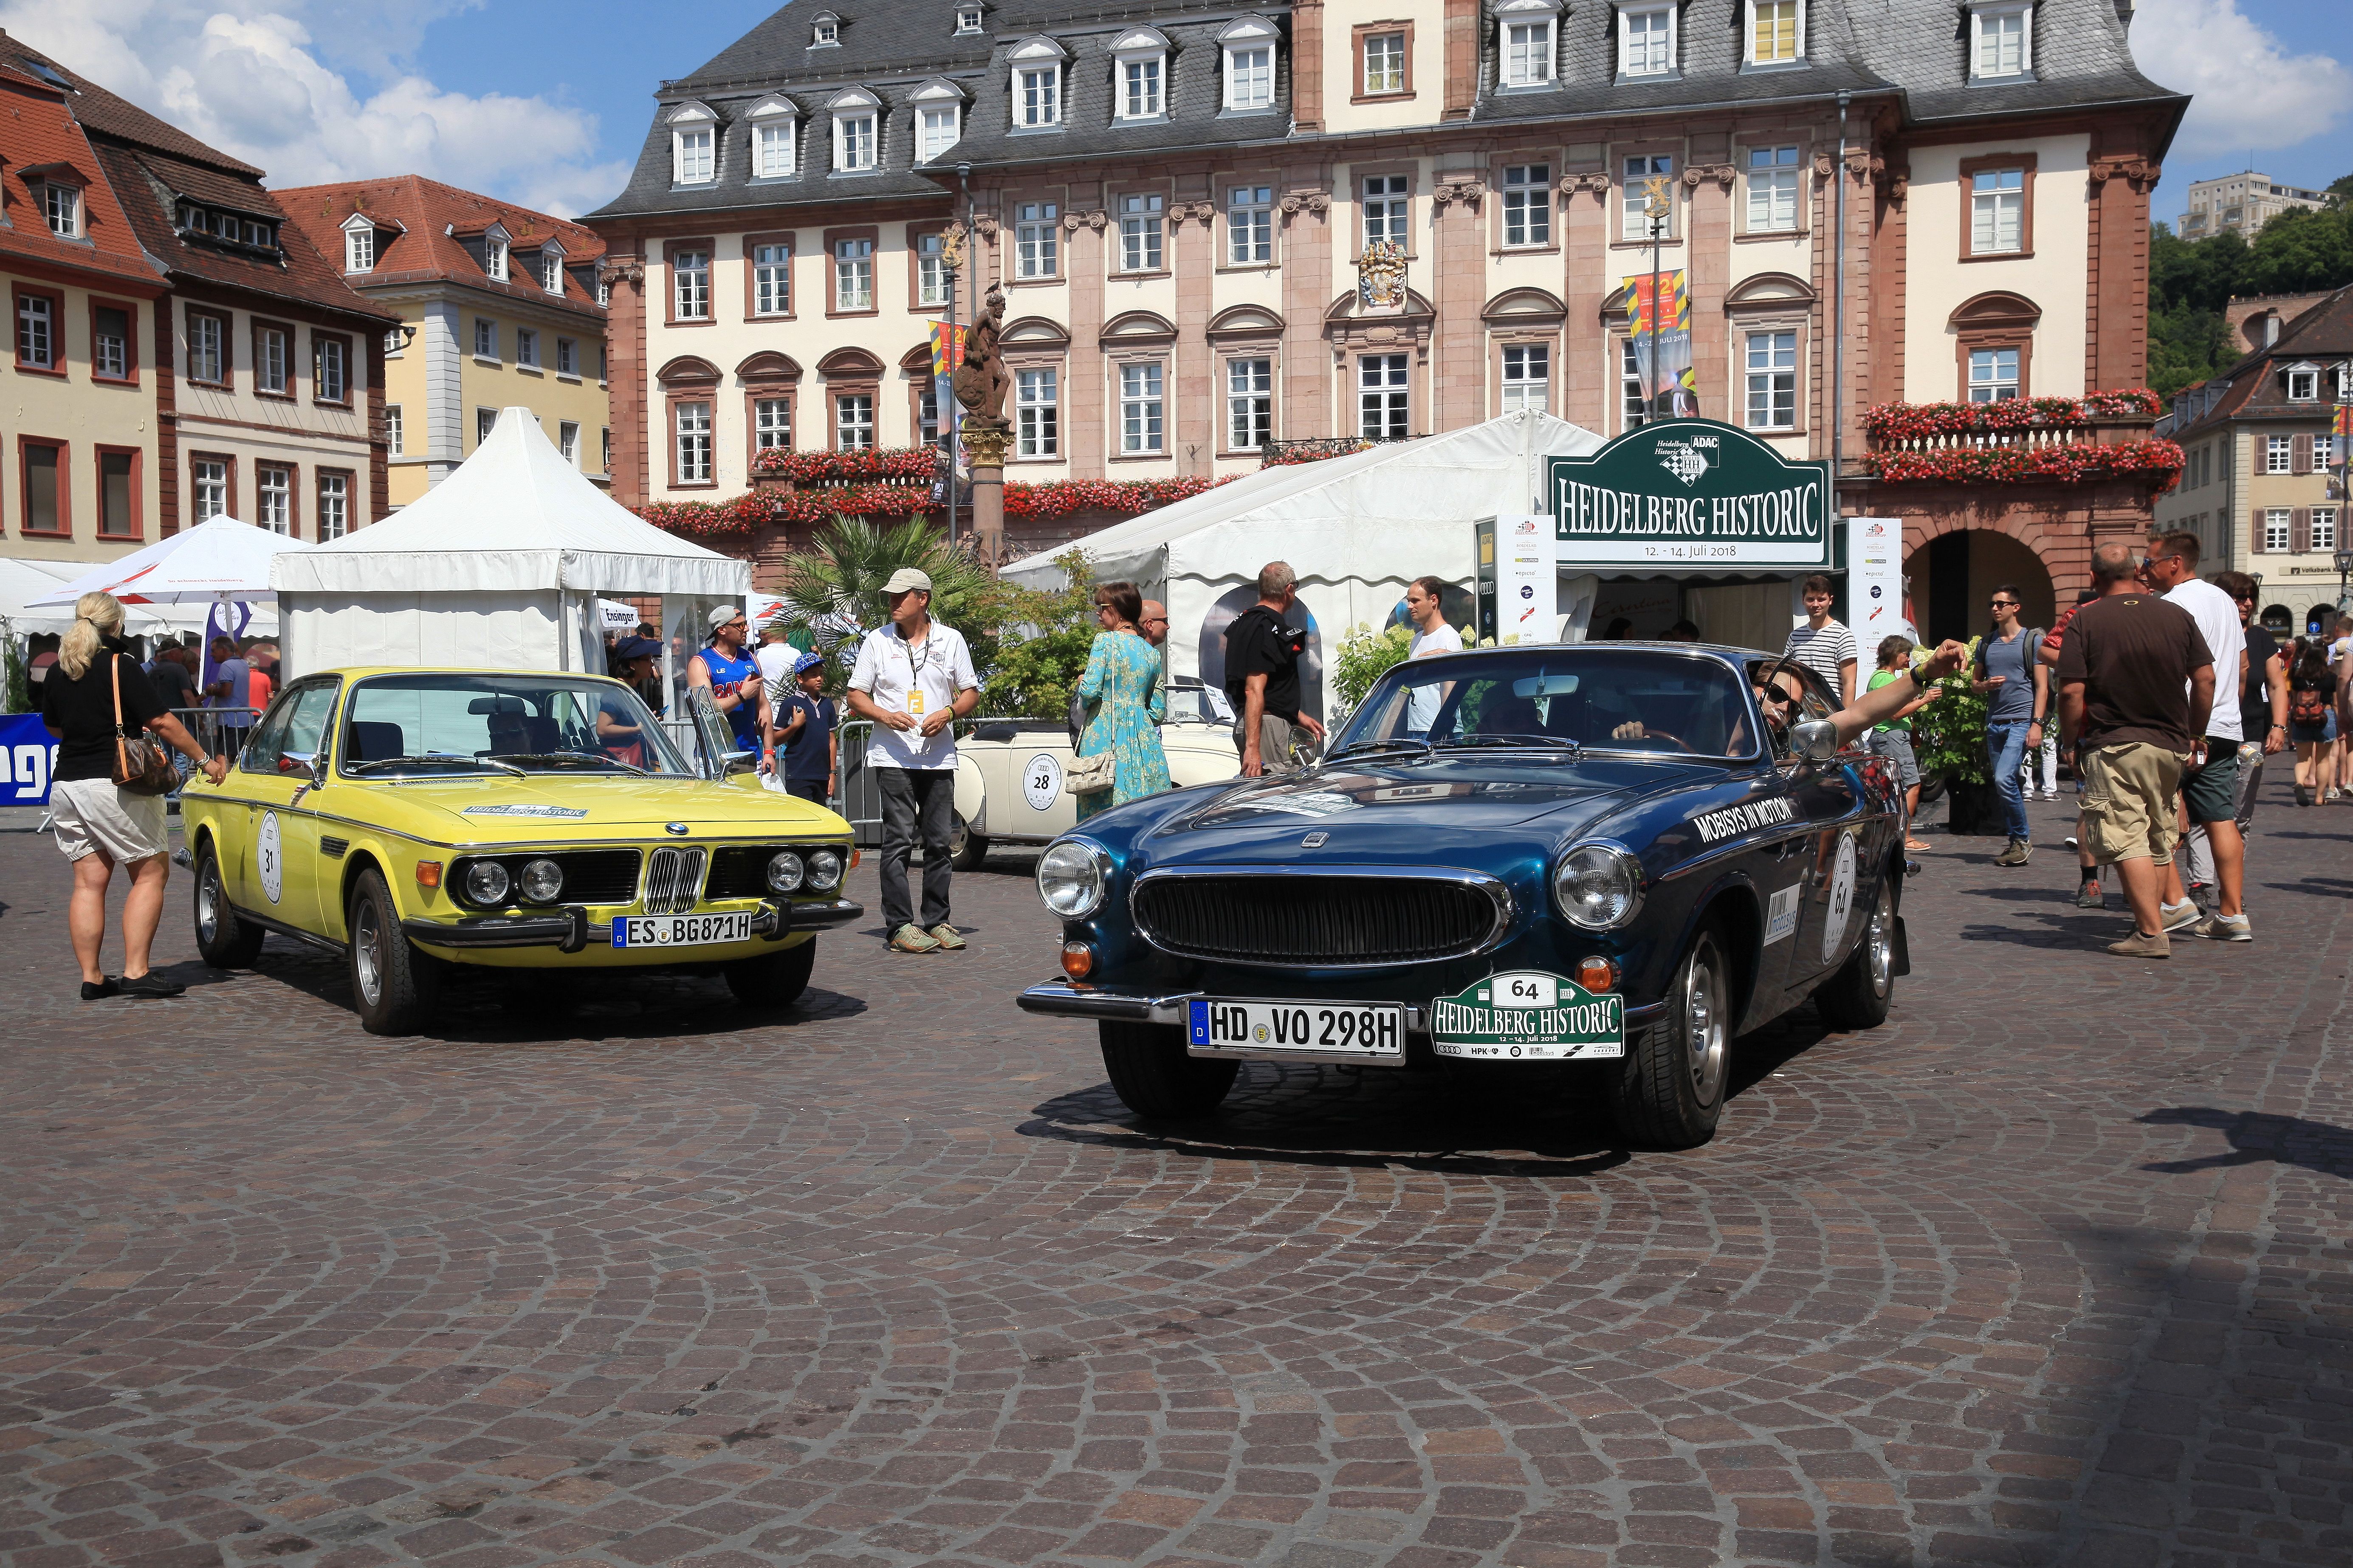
[340,773,842,845]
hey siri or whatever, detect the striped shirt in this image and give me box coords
[1783,620,1858,700]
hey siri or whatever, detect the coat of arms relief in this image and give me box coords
[1356,240,1408,313]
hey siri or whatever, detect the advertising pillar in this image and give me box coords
[1845,516,1907,649]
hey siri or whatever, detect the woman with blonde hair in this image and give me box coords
[41,592,227,999]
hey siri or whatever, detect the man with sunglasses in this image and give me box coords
[1972,584,2047,867]
[687,604,773,767]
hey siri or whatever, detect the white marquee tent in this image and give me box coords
[1003,411,1605,696]
[272,407,749,679]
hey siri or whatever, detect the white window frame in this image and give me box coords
[670,103,717,185]
[40,181,82,239]
[1746,145,1802,232]
[1227,185,1273,265]
[1744,330,1797,430]
[748,99,799,178]
[1619,4,1676,77]
[2284,367,2318,401]
[341,215,375,274]
[2265,435,2293,474]
[1119,192,1165,273]
[675,401,712,482]
[1363,29,1406,94]
[1501,164,1551,247]
[1016,367,1059,458]
[257,325,288,395]
[474,317,498,359]
[916,231,950,307]
[1220,18,1278,111]
[811,12,839,46]
[385,325,405,355]
[1120,361,1166,454]
[1970,167,2025,254]
[834,237,873,311]
[2263,509,2291,552]
[1621,338,1648,428]
[1016,64,1061,127]
[1747,0,1803,65]
[316,337,346,403]
[1496,0,1560,88]
[1623,154,1676,243]
[559,421,581,464]
[1016,202,1059,278]
[15,292,51,369]
[386,403,403,455]
[1968,346,2020,403]
[1113,31,1171,120]
[539,244,565,295]
[919,103,961,162]
[317,472,349,541]
[1363,173,1410,250]
[257,465,291,535]
[833,110,878,172]
[754,397,793,452]
[1226,357,1273,450]
[557,337,578,376]
[835,392,875,451]
[1970,3,2031,79]
[481,228,510,282]
[752,242,792,316]
[192,460,227,522]
[516,327,539,370]
[1360,353,1410,439]
[955,5,983,33]
[1500,343,1549,414]
[2314,508,2340,553]
[92,306,127,379]
[187,311,221,384]
[674,248,711,320]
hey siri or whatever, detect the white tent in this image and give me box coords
[1003,411,1604,697]
[272,407,750,678]
[0,555,275,640]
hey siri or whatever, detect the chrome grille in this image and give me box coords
[643,846,707,914]
[1131,869,1509,968]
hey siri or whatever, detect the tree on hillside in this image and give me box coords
[2145,178,2353,394]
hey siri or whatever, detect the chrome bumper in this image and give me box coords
[404,897,865,953]
[1018,981,1199,1025]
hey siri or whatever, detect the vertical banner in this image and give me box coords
[928,320,965,380]
[1846,516,1906,650]
[0,713,57,806]
[1473,519,1499,644]
[1625,271,1697,418]
[1496,515,1557,643]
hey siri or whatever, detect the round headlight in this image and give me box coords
[765,850,806,894]
[464,859,512,906]
[1037,839,1108,918]
[519,857,564,904]
[806,849,844,890]
[1553,844,1642,931]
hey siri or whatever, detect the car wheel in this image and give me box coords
[347,868,439,1036]
[192,838,264,969]
[1814,874,1896,1031]
[724,937,817,1008]
[951,814,989,871]
[1608,925,1730,1149]
[1099,1021,1239,1120]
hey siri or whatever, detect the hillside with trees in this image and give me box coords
[2147,172,2353,395]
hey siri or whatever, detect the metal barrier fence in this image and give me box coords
[167,708,261,771]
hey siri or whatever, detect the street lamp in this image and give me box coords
[1642,175,1671,423]
[2335,545,2353,614]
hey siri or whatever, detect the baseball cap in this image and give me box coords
[793,649,826,676]
[708,604,747,630]
[882,568,933,595]
[612,636,661,663]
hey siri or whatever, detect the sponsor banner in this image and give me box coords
[1625,271,1698,419]
[1692,796,1795,844]
[0,713,58,806]
[1432,970,1625,1061]
[1548,420,1833,569]
[1848,516,1907,645]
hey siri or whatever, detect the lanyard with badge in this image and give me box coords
[899,627,933,717]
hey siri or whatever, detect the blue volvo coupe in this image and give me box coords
[1016,643,1908,1148]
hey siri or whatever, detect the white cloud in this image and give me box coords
[2129,0,2348,160]
[0,1,632,217]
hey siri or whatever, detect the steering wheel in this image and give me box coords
[1610,719,1696,754]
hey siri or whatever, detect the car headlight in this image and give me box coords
[1037,839,1109,918]
[806,849,844,891]
[464,859,512,906]
[765,850,806,894]
[519,857,564,904]
[1553,843,1643,931]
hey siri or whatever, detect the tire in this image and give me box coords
[192,838,265,969]
[1099,1020,1239,1120]
[724,937,817,1008]
[950,814,989,871]
[347,868,440,1036]
[1814,873,1896,1032]
[1607,926,1732,1149]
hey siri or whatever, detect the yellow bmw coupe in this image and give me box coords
[178,667,860,1035]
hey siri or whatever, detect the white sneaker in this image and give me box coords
[2158,899,2203,934]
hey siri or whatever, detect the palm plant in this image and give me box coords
[768,515,1019,688]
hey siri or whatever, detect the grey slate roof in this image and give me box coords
[585,0,2184,224]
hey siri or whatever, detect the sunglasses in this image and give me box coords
[1989,598,2018,607]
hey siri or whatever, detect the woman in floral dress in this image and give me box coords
[1075,581,1169,821]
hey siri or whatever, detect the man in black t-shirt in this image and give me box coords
[1223,561,1325,776]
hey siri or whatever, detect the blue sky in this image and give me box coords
[0,0,2345,218]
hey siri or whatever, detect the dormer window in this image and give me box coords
[669,102,717,184]
[483,226,510,281]
[955,5,982,33]
[1748,0,1803,64]
[540,242,566,294]
[40,179,82,239]
[1970,3,2031,79]
[1220,17,1278,112]
[341,213,375,273]
[1010,38,1066,129]
[811,12,839,46]
[911,80,963,161]
[177,202,203,232]
[748,97,799,178]
[1619,4,1676,76]
[1495,0,1559,87]
[2284,365,2319,402]
[829,88,881,172]
[1112,28,1169,120]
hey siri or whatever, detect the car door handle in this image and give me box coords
[1774,838,1806,860]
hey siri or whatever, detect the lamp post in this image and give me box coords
[1642,174,1670,423]
[938,222,964,548]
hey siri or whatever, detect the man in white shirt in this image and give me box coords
[847,568,980,953]
[2141,530,2251,940]
[1402,575,1462,735]
[754,621,798,691]
[1783,575,1857,705]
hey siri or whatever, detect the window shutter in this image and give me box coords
[2291,508,2311,554]
[2250,507,2266,553]
[2291,434,2314,474]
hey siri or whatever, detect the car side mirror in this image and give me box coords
[310,751,329,787]
[723,748,761,776]
[1789,719,1840,764]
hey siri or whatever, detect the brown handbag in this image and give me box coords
[111,654,181,796]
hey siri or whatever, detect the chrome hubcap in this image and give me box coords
[353,901,384,1007]
[197,865,220,944]
[1866,891,1894,997]
[1685,943,1727,1105]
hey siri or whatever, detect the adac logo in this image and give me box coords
[1652,431,1720,488]
[1514,518,1541,535]
[1864,520,1889,538]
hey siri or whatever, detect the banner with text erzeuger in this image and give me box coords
[1546,420,1833,569]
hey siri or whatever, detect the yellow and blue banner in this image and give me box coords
[929,321,965,381]
[1623,270,1698,418]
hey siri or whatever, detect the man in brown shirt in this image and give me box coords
[2055,541,2215,958]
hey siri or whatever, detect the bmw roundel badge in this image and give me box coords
[665,822,690,836]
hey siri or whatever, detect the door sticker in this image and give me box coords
[1022,753,1063,811]
[1763,884,1800,945]
[257,811,284,905]
[1820,833,1857,961]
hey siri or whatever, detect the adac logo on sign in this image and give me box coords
[1548,419,1833,568]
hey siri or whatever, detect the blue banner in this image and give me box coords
[0,713,58,807]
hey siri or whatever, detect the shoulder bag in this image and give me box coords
[111,654,181,796]
[1067,748,1117,795]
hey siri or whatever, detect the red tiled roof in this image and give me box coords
[0,74,161,289]
[0,30,262,176]
[275,175,608,323]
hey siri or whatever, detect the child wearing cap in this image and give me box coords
[773,650,838,806]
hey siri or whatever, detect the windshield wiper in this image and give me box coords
[1434,734,1583,753]
[497,751,651,776]
[1331,736,1434,762]
[347,753,525,777]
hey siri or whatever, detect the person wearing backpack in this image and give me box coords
[1971,583,2047,867]
[2288,637,2336,805]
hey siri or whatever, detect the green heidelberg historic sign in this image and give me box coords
[1547,419,1833,569]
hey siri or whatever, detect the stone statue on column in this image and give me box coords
[951,286,1010,564]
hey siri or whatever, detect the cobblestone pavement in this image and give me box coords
[2,781,2349,1568]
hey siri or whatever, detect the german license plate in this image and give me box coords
[1187,998,1404,1060]
[611,912,751,948]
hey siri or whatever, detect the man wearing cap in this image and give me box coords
[600,637,665,768]
[688,604,772,766]
[772,650,838,807]
[847,569,981,953]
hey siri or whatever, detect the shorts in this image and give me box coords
[1233,713,1300,774]
[2079,742,2185,867]
[50,777,170,864]
[2181,739,2240,825]
[2288,707,2336,745]
[1869,728,1919,789]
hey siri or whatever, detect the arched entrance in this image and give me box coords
[1906,529,2057,643]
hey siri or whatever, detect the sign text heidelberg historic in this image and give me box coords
[1547,420,1834,568]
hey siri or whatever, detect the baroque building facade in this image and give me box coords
[586,0,2184,622]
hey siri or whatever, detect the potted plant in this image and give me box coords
[1907,639,2007,835]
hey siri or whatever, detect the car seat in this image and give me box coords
[347,721,405,761]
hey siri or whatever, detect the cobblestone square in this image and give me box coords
[2,789,2348,1568]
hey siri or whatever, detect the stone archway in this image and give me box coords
[1903,525,2059,644]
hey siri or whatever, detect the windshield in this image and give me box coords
[1335,648,1761,760]
[340,673,694,776]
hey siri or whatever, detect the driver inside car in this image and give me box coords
[1610,639,1970,752]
